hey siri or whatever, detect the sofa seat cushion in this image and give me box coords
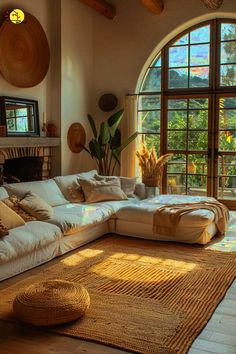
[95,198,140,214]
[47,203,114,235]
[46,199,140,235]
[116,195,215,227]
[4,179,69,207]
[0,221,62,264]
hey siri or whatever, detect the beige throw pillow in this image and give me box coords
[0,201,25,229]
[95,175,136,198]
[19,191,54,221]
[3,196,37,222]
[120,177,136,198]
[79,177,128,203]
[66,183,85,203]
[0,220,9,237]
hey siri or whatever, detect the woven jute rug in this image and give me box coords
[1,235,236,354]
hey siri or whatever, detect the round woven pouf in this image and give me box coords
[13,280,90,326]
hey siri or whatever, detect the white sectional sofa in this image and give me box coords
[0,170,232,281]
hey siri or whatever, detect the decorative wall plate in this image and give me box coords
[98,93,118,112]
[67,123,86,153]
[0,12,50,88]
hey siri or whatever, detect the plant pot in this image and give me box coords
[142,176,159,187]
[145,186,160,198]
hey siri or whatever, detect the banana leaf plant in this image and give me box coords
[80,109,138,176]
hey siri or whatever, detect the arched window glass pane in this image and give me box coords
[169,46,188,67]
[190,44,209,66]
[140,55,161,92]
[152,56,161,67]
[221,23,236,40]
[189,67,209,88]
[173,34,188,46]
[168,25,210,89]
[190,25,210,43]
[138,96,161,132]
[220,23,236,86]
[169,68,188,89]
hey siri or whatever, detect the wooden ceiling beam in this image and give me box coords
[139,0,164,15]
[78,0,116,20]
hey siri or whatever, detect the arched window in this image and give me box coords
[138,19,236,208]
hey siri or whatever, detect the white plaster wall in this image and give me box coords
[49,0,61,176]
[61,0,95,174]
[92,0,236,122]
[0,0,51,130]
[1,0,236,176]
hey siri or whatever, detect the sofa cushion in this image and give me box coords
[120,177,137,198]
[47,203,115,235]
[3,196,36,222]
[0,187,8,200]
[54,176,84,203]
[116,195,215,227]
[47,199,140,235]
[79,177,128,203]
[0,201,25,229]
[53,170,97,203]
[77,170,98,179]
[95,175,137,198]
[0,221,62,264]
[19,192,54,221]
[0,220,9,238]
[4,179,68,207]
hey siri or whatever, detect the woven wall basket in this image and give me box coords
[201,0,224,9]
[0,12,50,88]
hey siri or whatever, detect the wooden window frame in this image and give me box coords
[138,18,236,207]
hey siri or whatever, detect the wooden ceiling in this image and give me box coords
[78,0,224,20]
[78,0,116,19]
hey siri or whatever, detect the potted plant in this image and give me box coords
[80,109,138,176]
[136,143,172,197]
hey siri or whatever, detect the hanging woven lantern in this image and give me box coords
[201,0,223,9]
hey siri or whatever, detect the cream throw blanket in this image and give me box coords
[153,200,229,237]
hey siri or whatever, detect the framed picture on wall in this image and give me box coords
[0,96,40,136]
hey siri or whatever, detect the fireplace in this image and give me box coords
[4,156,44,182]
[0,137,60,184]
[0,146,52,184]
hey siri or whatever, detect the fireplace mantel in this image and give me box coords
[0,137,60,148]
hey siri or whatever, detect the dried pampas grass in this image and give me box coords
[136,143,172,187]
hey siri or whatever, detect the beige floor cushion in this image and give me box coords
[13,280,90,326]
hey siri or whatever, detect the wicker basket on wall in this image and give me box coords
[201,0,223,9]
